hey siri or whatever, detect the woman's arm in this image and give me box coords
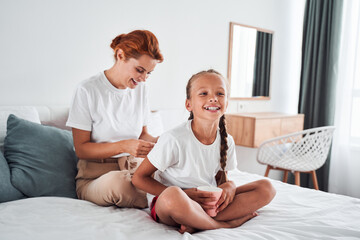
[132,157,167,196]
[139,126,159,143]
[72,128,155,159]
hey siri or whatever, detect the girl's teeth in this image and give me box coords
[206,107,219,110]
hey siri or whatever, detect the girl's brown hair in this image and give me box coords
[186,69,229,185]
[110,30,163,62]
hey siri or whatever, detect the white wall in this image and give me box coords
[0,0,306,177]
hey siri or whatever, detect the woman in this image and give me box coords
[66,30,163,208]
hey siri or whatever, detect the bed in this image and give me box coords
[1,170,360,239]
[1,106,360,239]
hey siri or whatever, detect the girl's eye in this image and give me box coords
[217,92,225,96]
[199,92,207,96]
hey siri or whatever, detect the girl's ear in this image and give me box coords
[185,99,192,112]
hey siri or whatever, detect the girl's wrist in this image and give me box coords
[227,180,236,190]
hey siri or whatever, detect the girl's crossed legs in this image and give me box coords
[154,179,275,233]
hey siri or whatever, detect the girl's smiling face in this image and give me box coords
[186,73,228,121]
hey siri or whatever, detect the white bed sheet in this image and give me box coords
[1,170,359,240]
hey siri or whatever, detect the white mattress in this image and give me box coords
[1,170,359,240]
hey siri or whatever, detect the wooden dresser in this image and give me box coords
[225,112,304,148]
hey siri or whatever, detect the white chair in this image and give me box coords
[256,126,335,190]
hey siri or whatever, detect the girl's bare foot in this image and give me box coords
[178,224,197,234]
[226,212,258,228]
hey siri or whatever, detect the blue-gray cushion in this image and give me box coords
[4,114,78,198]
[0,151,25,202]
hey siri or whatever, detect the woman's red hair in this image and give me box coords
[110,30,163,62]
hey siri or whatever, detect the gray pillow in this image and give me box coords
[4,114,78,198]
[0,151,25,202]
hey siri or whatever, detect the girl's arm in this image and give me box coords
[72,128,155,159]
[132,157,167,196]
[139,126,159,143]
[216,170,237,212]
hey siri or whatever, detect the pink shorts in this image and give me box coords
[150,196,159,222]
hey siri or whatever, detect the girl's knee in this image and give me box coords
[258,179,276,202]
[156,186,197,223]
[158,186,188,211]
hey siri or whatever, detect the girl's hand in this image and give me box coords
[183,188,218,211]
[122,139,155,158]
[216,181,236,213]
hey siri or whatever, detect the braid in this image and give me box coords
[219,115,228,170]
[218,115,228,184]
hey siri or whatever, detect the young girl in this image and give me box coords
[132,69,276,233]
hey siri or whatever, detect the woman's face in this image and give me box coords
[117,52,158,89]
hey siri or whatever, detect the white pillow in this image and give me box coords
[0,106,41,153]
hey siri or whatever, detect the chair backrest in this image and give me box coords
[256,126,336,172]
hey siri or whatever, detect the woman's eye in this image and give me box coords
[136,68,144,73]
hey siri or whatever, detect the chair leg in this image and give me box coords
[283,170,289,183]
[311,170,319,190]
[294,171,300,186]
[264,165,271,177]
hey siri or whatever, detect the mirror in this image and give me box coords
[227,22,273,99]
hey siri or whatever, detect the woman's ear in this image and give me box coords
[116,49,125,61]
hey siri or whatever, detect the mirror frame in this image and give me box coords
[227,22,274,100]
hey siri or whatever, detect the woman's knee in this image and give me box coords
[102,171,147,207]
[95,171,134,197]
[100,170,129,186]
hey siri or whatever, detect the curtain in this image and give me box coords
[329,0,360,198]
[252,32,272,96]
[296,0,343,190]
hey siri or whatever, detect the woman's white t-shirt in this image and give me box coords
[147,120,237,189]
[66,71,150,158]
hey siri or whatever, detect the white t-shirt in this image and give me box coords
[148,120,237,189]
[66,71,150,158]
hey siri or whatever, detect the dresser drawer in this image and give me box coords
[226,112,304,148]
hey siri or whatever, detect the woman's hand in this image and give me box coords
[183,188,218,211]
[216,181,236,213]
[139,126,159,143]
[122,139,155,158]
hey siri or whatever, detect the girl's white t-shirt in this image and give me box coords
[147,120,237,189]
[66,71,150,158]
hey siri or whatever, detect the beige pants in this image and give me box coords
[76,156,147,208]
